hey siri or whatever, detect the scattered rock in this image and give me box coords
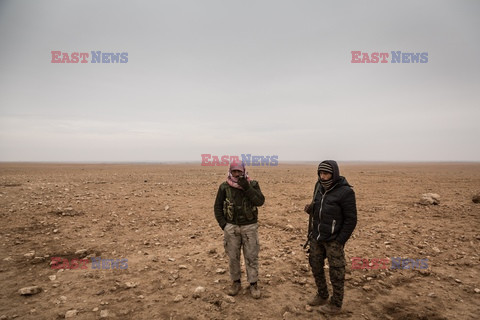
[305,305,313,312]
[92,307,99,312]
[164,205,170,211]
[216,268,226,274]
[24,251,35,259]
[74,249,88,256]
[49,275,56,281]
[454,279,462,284]
[174,294,183,302]
[377,280,392,288]
[193,286,205,298]
[49,208,82,216]
[32,257,45,264]
[427,292,436,297]
[362,285,372,291]
[419,193,440,205]
[224,295,235,304]
[125,282,138,288]
[18,286,42,296]
[418,269,431,276]
[100,310,109,318]
[65,310,78,318]
[179,265,187,269]
[474,288,480,293]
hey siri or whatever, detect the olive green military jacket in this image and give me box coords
[214,180,265,230]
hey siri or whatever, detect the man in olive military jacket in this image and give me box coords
[214,161,265,299]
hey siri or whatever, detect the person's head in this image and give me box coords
[319,170,332,182]
[317,160,340,189]
[229,161,246,179]
[231,169,243,178]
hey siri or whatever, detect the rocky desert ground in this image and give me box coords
[0,162,479,320]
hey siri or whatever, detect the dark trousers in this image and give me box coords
[309,238,346,307]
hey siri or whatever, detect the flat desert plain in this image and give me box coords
[0,162,479,320]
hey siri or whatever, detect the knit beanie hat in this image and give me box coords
[318,162,334,174]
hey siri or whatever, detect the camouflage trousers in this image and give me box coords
[309,238,346,307]
[223,223,259,284]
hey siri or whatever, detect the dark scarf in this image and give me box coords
[318,162,334,190]
[320,178,333,190]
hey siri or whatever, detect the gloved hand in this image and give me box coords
[237,176,250,190]
[304,203,313,213]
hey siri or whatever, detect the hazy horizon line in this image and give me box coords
[1,160,479,165]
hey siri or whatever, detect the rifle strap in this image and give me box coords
[304,181,321,249]
[225,184,233,202]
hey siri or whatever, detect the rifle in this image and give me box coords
[303,208,313,249]
[303,181,321,250]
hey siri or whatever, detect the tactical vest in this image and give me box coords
[223,182,259,223]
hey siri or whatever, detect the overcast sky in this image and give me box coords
[0,0,479,162]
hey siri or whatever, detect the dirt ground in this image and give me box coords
[0,162,479,320]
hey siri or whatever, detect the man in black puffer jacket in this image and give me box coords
[304,160,357,315]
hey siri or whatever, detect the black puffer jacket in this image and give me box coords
[310,160,357,245]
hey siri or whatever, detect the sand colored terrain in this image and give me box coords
[0,162,479,319]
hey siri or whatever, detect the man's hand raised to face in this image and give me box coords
[237,176,250,190]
